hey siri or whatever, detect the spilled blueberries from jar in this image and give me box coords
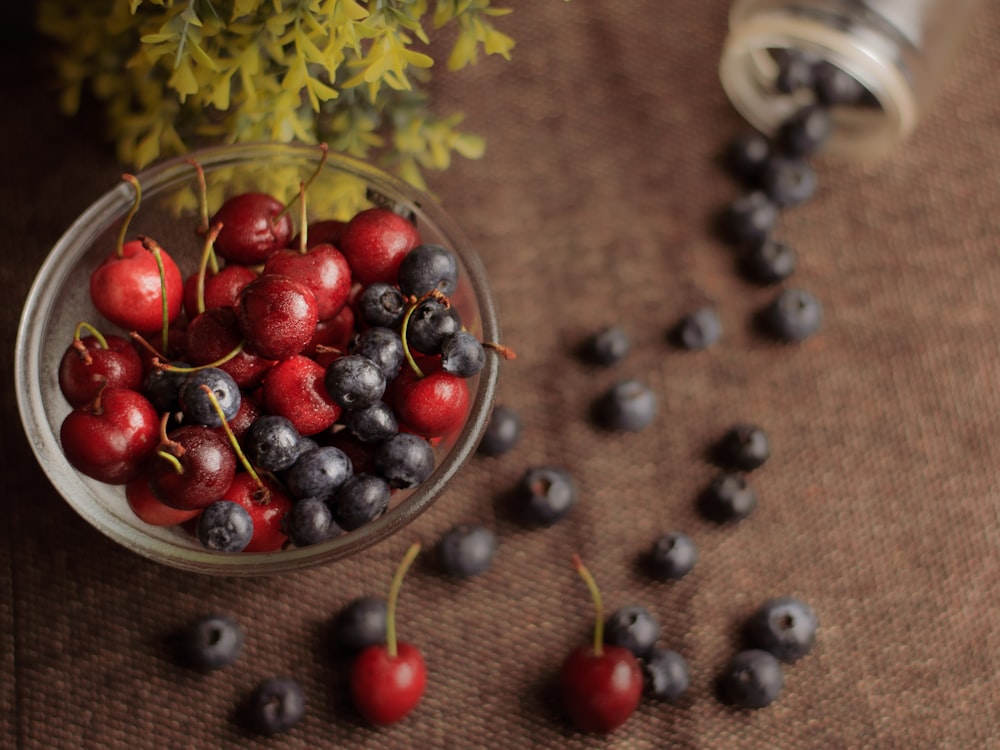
[580,325,631,366]
[604,604,661,660]
[719,649,784,709]
[592,378,658,432]
[672,306,723,350]
[713,423,771,472]
[332,596,389,653]
[245,676,306,735]
[172,613,244,671]
[759,287,823,342]
[744,596,818,663]
[436,523,498,579]
[514,466,577,527]
[477,404,522,457]
[647,531,698,581]
[740,238,796,286]
[643,647,691,702]
[698,472,758,523]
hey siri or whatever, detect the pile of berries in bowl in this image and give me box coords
[15,143,501,575]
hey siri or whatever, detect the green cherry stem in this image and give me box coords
[399,289,450,379]
[137,235,171,355]
[297,181,308,254]
[116,174,142,259]
[129,331,165,363]
[572,554,605,657]
[153,339,246,372]
[185,158,211,237]
[198,383,268,499]
[194,222,224,316]
[274,142,329,226]
[386,542,421,659]
[72,322,109,364]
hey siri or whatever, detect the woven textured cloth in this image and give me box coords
[5,2,1000,747]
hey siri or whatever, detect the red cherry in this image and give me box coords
[149,424,237,510]
[338,208,421,286]
[89,238,184,333]
[125,475,200,526]
[210,192,294,265]
[182,263,259,319]
[351,543,426,724]
[326,429,377,476]
[184,307,276,389]
[235,274,320,361]
[292,218,346,249]
[58,329,143,407]
[263,243,352,321]
[59,387,159,485]
[261,355,341,436]
[559,555,643,733]
[221,473,291,553]
[391,367,470,438]
[308,305,356,362]
[212,391,261,443]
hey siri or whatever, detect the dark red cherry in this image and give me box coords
[90,238,184,334]
[235,274,319,361]
[263,244,352,321]
[125,475,200,526]
[210,192,294,265]
[292,218,347,250]
[261,355,341,436]
[308,305,356,362]
[58,332,143,407]
[391,367,470,438]
[220,473,291,553]
[338,208,421,286]
[149,425,237,510]
[182,263,259,319]
[184,307,276,389]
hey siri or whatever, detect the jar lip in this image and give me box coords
[719,11,919,159]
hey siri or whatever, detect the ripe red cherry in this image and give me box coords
[263,244,352,321]
[182,263,259,319]
[391,366,470,438]
[221,473,292,553]
[59,387,159,485]
[149,424,237,510]
[351,543,426,724]
[560,555,643,733]
[307,305,356,362]
[261,355,341,436]
[90,238,183,334]
[184,307,277,389]
[338,208,421,285]
[58,328,143,407]
[235,274,319,361]
[292,218,346,249]
[210,192,294,265]
[125,475,200,526]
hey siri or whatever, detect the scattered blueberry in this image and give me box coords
[759,155,817,208]
[643,648,690,702]
[740,237,796,285]
[647,532,698,580]
[672,306,722,350]
[397,243,459,297]
[814,61,869,107]
[713,424,771,471]
[284,496,340,547]
[698,472,758,523]
[604,604,661,660]
[774,50,817,95]
[719,649,784,709]
[172,614,244,670]
[178,367,241,427]
[514,466,577,527]
[719,190,779,246]
[374,432,436,489]
[324,354,387,410]
[245,676,306,735]
[284,445,353,500]
[592,379,657,432]
[436,523,498,579]
[333,596,388,652]
[197,501,254,553]
[580,326,630,366]
[330,473,392,531]
[776,104,833,157]
[343,400,399,443]
[245,414,305,472]
[358,282,407,329]
[440,330,486,378]
[760,287,823,342]
[725,131,773,185]
[477,405,522,457]
[745,597,818,663]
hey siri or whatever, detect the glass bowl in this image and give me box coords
[15,143,500,575]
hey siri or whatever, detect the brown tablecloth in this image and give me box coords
[5,2,1000,748]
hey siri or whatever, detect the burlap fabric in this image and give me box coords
[5,2,1000,747]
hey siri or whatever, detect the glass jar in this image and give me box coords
[719,0,982,158]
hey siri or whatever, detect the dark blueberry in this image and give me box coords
[643,648,690,702]
[745,597,818,663]
[719,190,779,246]
[436,523,498,578]
[773,50,817,95]
[671,306,722,350]
[592,379,657,432]
[580,326,630,366]
[197,501,254,553]
[814,61,870,107]
[604,604,660,659]
[178,367,241,427]
[324,354,387,410]
[245,415,304,472]
[760,288,823,342]
[647,532,698,581]
[374,432,435,489]
[245,676,306,735]
[352,327,405,381]
[740,238,796,285]
[776,104,833,157]
[514,466,576,527]
[143,361,190,413]
[330,473,391,530]
[719,649,784,709]
[698,472,758,522]
[172,613,244,670]
[332,596,388,652]
[759,155,817,207]
[725,131,772,185]
[358,282,407,329]
[405,297,463,355]
[477,404,522,457]
[440,330,486,378]
[284,496,340,547]
[714,424,770,471]
[344,400,399,443]
[397,243,459,297]
[285,445,353,500]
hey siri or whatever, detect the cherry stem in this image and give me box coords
[116,175,142,259]
[72,322,108,364]
[297,181,308,254]
[154,340,245,372]
[130,331,164,361]
[185,158,211,239]
[572,554,604,657]
[274,143,328,226]
[399,290,450,379]
[198,384,268,499]
[386,541,421,659]
[155,413,185,474]
[86,381,108,416]
[483,341,517,360]
[137,235,171,355]
[194,222,224,316]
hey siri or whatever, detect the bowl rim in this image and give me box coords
[15,142,500,575]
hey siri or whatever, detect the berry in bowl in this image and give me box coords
[15,143,502,575]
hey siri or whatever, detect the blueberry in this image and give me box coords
[759,155,817,208]
[245,415,304,472]
[604,604,660,659]
[374,432,435,489]
[776,104,833,157]
[143,361,190,413]
[760,287,823,342]
[774,50,817,95]
[285,445,353,500]
[514,466,576,527]
[330,473,391,530]
[440,330,486,378]
[405,297,463,355]
[725,131,772,185]
[172,614,244,670]
[719,190,779,246]
[436,523,498,578]
[713,424,770,471]
[698,472,757,522]
[178,367,241,427]
[352,327,405,381]
[745,597,818,663]
[397,243,459,297]
[284,496,340,547]
[671,306,722,350]
[332,596,388,652]
[814,61,869,107]
[344,400,399,443]
[719,649,784,709]
[740,238,796,285]
[197,501,254,553]
[358,282,407,329]
[324,354,387,410]
[592,379,657,432]
[643,648,690,702]
[647,532,698,580]
[245,676,306,735]
[580,326,630,366]
[477,404,522,457]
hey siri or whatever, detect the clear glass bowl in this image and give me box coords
[15,143,500,575]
